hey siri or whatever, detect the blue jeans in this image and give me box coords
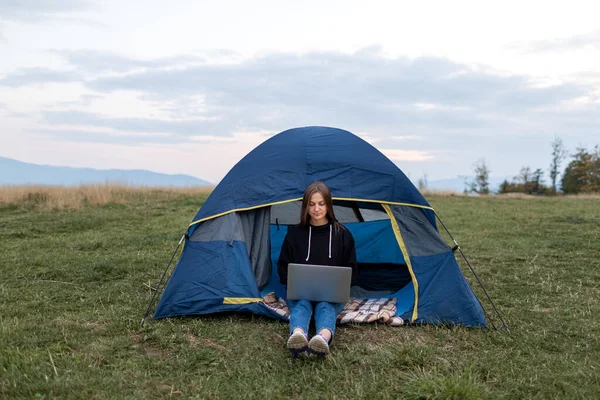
[288,299,345,340]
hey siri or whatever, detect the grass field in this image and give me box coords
[1,187,599,399]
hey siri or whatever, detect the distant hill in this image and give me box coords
[0,156,212,187]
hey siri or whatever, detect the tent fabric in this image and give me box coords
[188,126,432,234]
[189,208,271,288]
[153,126,487,327]
[400,252,487,326]
[154,240,261,318]
[387,204,486,325]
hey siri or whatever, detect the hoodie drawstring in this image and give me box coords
[305,226,312,261]
[305,224,332,261]
[328,224,332,259]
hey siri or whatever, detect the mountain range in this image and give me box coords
[0,156,212,187]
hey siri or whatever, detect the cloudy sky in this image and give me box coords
[1,0,599,184]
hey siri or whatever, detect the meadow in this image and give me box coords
[1,185,599,399]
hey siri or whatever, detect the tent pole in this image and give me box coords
[434,212,509,332]
[140,234,186,327]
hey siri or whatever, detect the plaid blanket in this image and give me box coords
[261,292,291,320]
[260,293,404,326]
[338,297,404,326]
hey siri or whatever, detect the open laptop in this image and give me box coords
[287,263,352,303]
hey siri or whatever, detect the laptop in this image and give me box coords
[287,263,352,303]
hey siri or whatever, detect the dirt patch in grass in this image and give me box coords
[129,332,173,358]
[83,321,109,330]
[184,333,228,352]
[531,307,555,313]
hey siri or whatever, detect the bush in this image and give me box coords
[498,167,550,195]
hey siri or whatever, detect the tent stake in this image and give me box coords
[140,234,186,327]
[435,212,509,332]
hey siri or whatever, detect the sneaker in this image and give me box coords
[286,330,308,357]
[308,334,330,357]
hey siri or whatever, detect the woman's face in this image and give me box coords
[308,192,328,225]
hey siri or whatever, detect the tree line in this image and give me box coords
[467,136,600,195]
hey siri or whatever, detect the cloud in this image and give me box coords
[84,51,585,116]
[518,29,600,53]
[4,49,598,179]
[190,130,272,143]
[41,110,219,136]
[1,49,585,155]
[54,49,219,74]
[391,135,422,140]
[380,148,434,162]
[55,94,104,107]
[6,50,587,121]
[354,132,381,144]
[0,68,82,87]
[0,0,95,23]
[25,128,174,146]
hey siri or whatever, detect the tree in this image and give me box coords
[468,159,490,195]
[417,173,428,192]
[516,166,532,185]
[498,179,511,194]
[549,136,567,193]
[561,146,600,194]
[531,168,545,194]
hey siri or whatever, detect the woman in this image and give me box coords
[278,181,357,357]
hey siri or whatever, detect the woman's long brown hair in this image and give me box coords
[300,181,343,232]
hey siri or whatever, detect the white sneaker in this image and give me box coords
[286,331,308,357]
[308,334,330,357]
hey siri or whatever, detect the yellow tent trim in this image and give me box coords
[189,197,434,227]
[382,204,419,322]
[333,197,434,211]
[223,297,262,305]
[189,198,303,227]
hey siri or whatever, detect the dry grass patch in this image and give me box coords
[419,189,465,197]
[0,184,214,210]
[564,193,600,199]
[495,192,537,198]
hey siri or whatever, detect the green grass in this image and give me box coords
[1,193,599,399]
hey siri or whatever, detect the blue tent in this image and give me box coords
[153,126,486,327]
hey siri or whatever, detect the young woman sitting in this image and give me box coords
[278,181,357,357]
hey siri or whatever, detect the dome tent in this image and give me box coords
[147,126,487,327]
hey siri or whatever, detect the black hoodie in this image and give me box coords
[277,222,358,286]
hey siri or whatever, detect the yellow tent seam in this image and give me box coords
[382,204,419,322]
[223,297,263,305]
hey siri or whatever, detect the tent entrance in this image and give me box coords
[262,200,417,318]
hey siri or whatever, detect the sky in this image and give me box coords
[1,0,599,185]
